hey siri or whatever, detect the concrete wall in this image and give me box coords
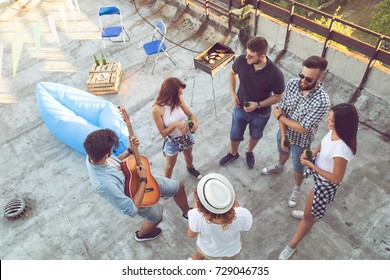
[250,13,390,136]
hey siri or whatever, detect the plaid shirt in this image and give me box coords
[279,78,330,148]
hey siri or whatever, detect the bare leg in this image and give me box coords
[230,140,240,155]
[279,152,290,165]
[247,136,259,153]
[183,147,194,168]
[174,181,191,216]
[164,153,178,178]
[294,171,304,186]
[289,189,316,249]
[138,218,162,237]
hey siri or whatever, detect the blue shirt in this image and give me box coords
[85,155,138,217]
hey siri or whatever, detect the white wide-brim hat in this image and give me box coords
[197,173,235,214]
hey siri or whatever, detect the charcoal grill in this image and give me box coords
[194,42,235,76]
[192,43,235,118]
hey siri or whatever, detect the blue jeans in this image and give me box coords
[276,130,304,173]
[230,106,270,141]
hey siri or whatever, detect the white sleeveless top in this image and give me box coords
[163,105,187,137]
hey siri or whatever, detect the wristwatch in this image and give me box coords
[139,177,148,184]
[257,101,261,109]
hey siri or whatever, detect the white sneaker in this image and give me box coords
[292,210,304,219]
[288,189,301,207]
[261,163,283,175]
[278,245,296,260]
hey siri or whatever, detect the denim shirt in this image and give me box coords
[85,155,138,217]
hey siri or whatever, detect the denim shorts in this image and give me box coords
[137,176,179,223]
[276,130,304,173]
[230,106,270,141]
[163,133,195,156]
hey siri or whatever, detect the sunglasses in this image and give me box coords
[245,50,258,60]
[298,73,317,83]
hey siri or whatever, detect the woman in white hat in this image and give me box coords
[187,173,253,260]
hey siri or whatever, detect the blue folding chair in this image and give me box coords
[99,6,130,48]
[143,19,176,74]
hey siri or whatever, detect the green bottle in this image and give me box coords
[93,54,100,66]
[305,144,313,162]
[283,134,290,149]
[244,96,250,107]
[101,53,107,65]
[188,117,194,133]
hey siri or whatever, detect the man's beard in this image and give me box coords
[299,80,318,91]
[248,58,262,65]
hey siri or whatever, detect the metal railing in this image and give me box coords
[183,0,390,99]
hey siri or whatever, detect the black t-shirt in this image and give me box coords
[232,55,285,114]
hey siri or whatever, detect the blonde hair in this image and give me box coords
[194,190,236,230]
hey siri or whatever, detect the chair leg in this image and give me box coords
[164,51,176,66]
[122,29,130,44]
[151,54,160,75]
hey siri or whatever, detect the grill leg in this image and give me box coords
[211,76,217,119]
[191,68,196,106]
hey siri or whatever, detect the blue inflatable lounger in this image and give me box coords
[36,82,129,155]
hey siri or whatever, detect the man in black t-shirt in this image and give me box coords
[220,37,285,168]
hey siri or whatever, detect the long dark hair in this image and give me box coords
[154,77,186,112]
[332,103,358,155]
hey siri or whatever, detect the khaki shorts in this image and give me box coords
[197,245,240,260]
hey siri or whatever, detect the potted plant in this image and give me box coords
[231,4,253,29]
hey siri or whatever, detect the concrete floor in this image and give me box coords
[0,0,389,260]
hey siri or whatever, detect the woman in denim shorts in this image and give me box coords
[152,77,202,179]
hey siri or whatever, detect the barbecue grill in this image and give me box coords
[194,42,235,76]
[192,43,235,118]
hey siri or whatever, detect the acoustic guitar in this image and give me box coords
[118,105,160,207]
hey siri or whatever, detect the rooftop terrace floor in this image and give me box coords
[0,0,389,265]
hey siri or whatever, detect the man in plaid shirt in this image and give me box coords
[262,56,330,207]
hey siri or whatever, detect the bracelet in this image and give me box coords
[277,113,283,120]
[127,147,132,154]
[257,101,261,108]
[139,177,148,184]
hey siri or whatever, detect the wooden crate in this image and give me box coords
[86,62,122,95]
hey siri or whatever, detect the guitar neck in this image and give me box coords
[126,122,142,165]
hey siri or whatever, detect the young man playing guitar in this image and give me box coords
[84,129,191,241]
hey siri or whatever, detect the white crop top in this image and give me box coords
[163,105,187,137]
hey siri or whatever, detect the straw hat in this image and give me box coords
[197,173,235,214]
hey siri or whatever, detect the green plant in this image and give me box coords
[240,4,252,16]
[231,4,253,29]
[312,6,353,51]
[369,0,390,37]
